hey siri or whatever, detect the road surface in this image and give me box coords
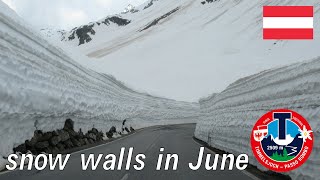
[0,124,256,180]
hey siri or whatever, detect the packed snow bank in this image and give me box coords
[0,156,7,171]
[195,58,320,179]
[0,2,199,157]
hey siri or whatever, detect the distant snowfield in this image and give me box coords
[43,0,320,102]
[0,1,199,158]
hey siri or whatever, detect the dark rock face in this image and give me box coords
[75,24,95,45]
[201,0,217,5]
[125,127,130,133]
[103,16,131,26]
[130,127,135,132]
[139,7,180,32]
[66,16,131,46]
[68,31,76,40]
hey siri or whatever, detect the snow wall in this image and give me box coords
[0,2,199,157]
[195,58,320,179]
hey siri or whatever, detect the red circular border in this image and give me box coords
[251,109,313,172]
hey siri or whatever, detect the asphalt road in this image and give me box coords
[0,124,256,180]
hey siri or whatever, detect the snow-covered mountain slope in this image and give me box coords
[194,58,320,179]
[40,28,66,40]
[42,15,131,46]
[41,0,320,102]
[40,0,161,47]
[122,4,139,14]
[0,1,199,157]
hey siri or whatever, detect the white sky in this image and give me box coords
[2,0,146,29]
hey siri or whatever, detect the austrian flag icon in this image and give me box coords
[263,6,314,40]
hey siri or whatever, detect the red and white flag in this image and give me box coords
[263,6,313,40]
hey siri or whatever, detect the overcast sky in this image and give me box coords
[2,0,145,29]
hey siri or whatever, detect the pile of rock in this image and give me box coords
[13,119,123,155]
[106,126,117,138]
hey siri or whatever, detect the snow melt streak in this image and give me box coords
[0,2,199,157]
[195,59,320,180]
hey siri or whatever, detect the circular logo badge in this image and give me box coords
[251,109,313,172]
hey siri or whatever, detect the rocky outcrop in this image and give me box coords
[201,0,217,5]
[101,16,131,26]
[72,24,95,45]
[139,7,180,32]
[65,16,131,46]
